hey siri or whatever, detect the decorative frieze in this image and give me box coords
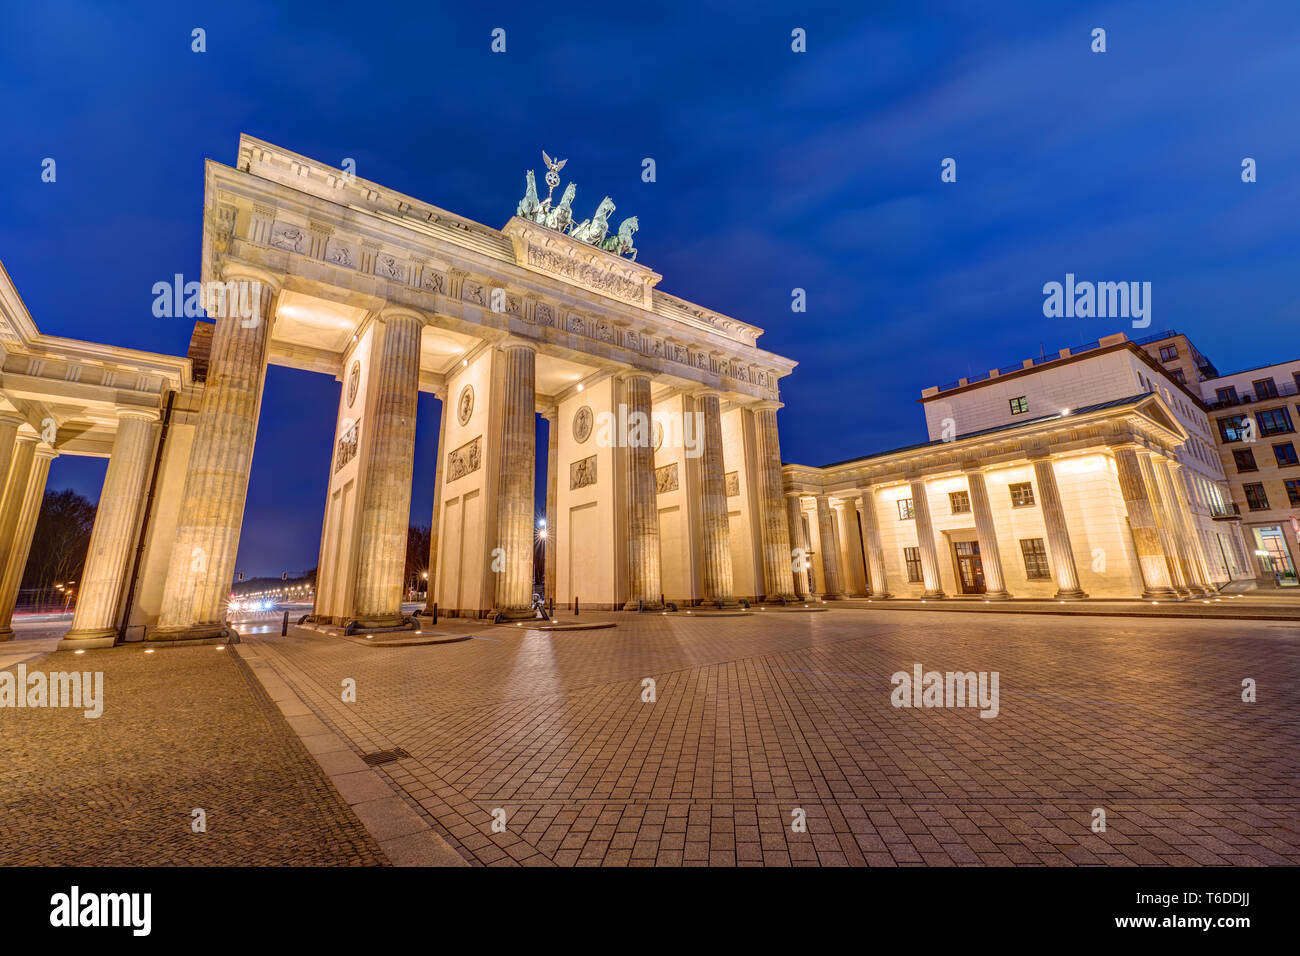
[725,471,740,497]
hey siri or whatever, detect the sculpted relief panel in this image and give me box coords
[570,455,597,490]
[447,436,481,482]
[655,462,679,494]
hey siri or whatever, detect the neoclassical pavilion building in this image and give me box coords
[0,136,801,647]
[784,334,1241,601]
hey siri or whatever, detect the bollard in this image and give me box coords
[574,596,579,617]
[281,609,289,636]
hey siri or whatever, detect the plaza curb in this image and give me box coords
[832,599,1300,622]
[233,642,468,867]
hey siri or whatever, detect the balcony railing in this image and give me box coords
[1211,502,1242,520]
[1205,379,1299,410]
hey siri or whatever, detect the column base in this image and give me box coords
[982,590,1013,600]
[59,627,118,649]
[493,606,545,622]
[345,615,416,633]
[56,635,118,650]
[145,623,237,645]
[922,590,946,599]
[0,628,13,643]
[1141,587,1180,600]
[1053,589,1088,600]
[702,596,743,609]
[821,592,844,600]
[622,600,666,612]
[866,591,892,600]
[765,593,801,605]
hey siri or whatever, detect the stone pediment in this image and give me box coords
[502,216,661,309]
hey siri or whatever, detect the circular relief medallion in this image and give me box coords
[457,385,475,426]
[653,420,664,452]
[346,360,361,408]
[572,405,594,444]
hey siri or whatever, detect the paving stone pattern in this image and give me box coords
[245,609,1300,866]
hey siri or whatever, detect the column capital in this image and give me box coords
[614,368,654,385]
[377,304,427,325]
[217,260,283,294]
[33,445,58,462]
[749,399,784,413]
[0,413,25,429]
[497,335,538,353]
[116,407,161,424]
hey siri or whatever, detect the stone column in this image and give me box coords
[1138,452,1189,596]
[857,488,891,598]
[422,387,451,616]
[0,423,31,585]
[752,403,797,603]
[909,478,945,598]
[352,311,423,627]
[0,440,52,641]
[697,391,735,605]
[964,467,1011,599]
[623,373,663,609]
[0,415,24,499]
[1030,457,1086,598]
[62,411,159,646]
[841,499,870,597]
[542,404,558,605]
[1154,457,1211,595]
[1112,445,1178,598]
[814,495,843,598]
[493,342,537,618]
[154,269,277,640]
[1162,460,1216,594]
[787,495,810,598]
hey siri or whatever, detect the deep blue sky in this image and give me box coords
[2,1,1298,577]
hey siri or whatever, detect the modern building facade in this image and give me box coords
[1198,358,1300,587]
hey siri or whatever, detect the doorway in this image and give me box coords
[953,540,986,594]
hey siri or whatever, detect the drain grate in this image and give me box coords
[361,747,411,766]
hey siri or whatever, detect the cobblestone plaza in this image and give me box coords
[4,607,1297,867]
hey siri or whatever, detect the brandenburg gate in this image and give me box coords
[0,135,800,646]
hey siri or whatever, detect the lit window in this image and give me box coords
[1009,396,1029,415]
[949,491,970,514]
[1244,483,1269,511]
[1257,407,1294,437]
[903,547,922,582]
[896,498,914,520]
[1009,482,1035,507]
[1019,539,1050,579]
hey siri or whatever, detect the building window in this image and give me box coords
[1009,482,1035,507]
[1274,442,1299,467]
[1159,345,1178,362]
[1215,385,1239,404]
[1172,368,1186,384]
[1253,378,1279,400]
[897,497,914,520]
[903,547,922,583]
[1019,539,1050,579]
[949,491,970,514]
[1233,448,1258,472]
[1257,407,1294,436]
[1286,480,1300,506]
[1009,396,1028,415]
[1217,414,1249,443]
[1244,482,1269,511]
